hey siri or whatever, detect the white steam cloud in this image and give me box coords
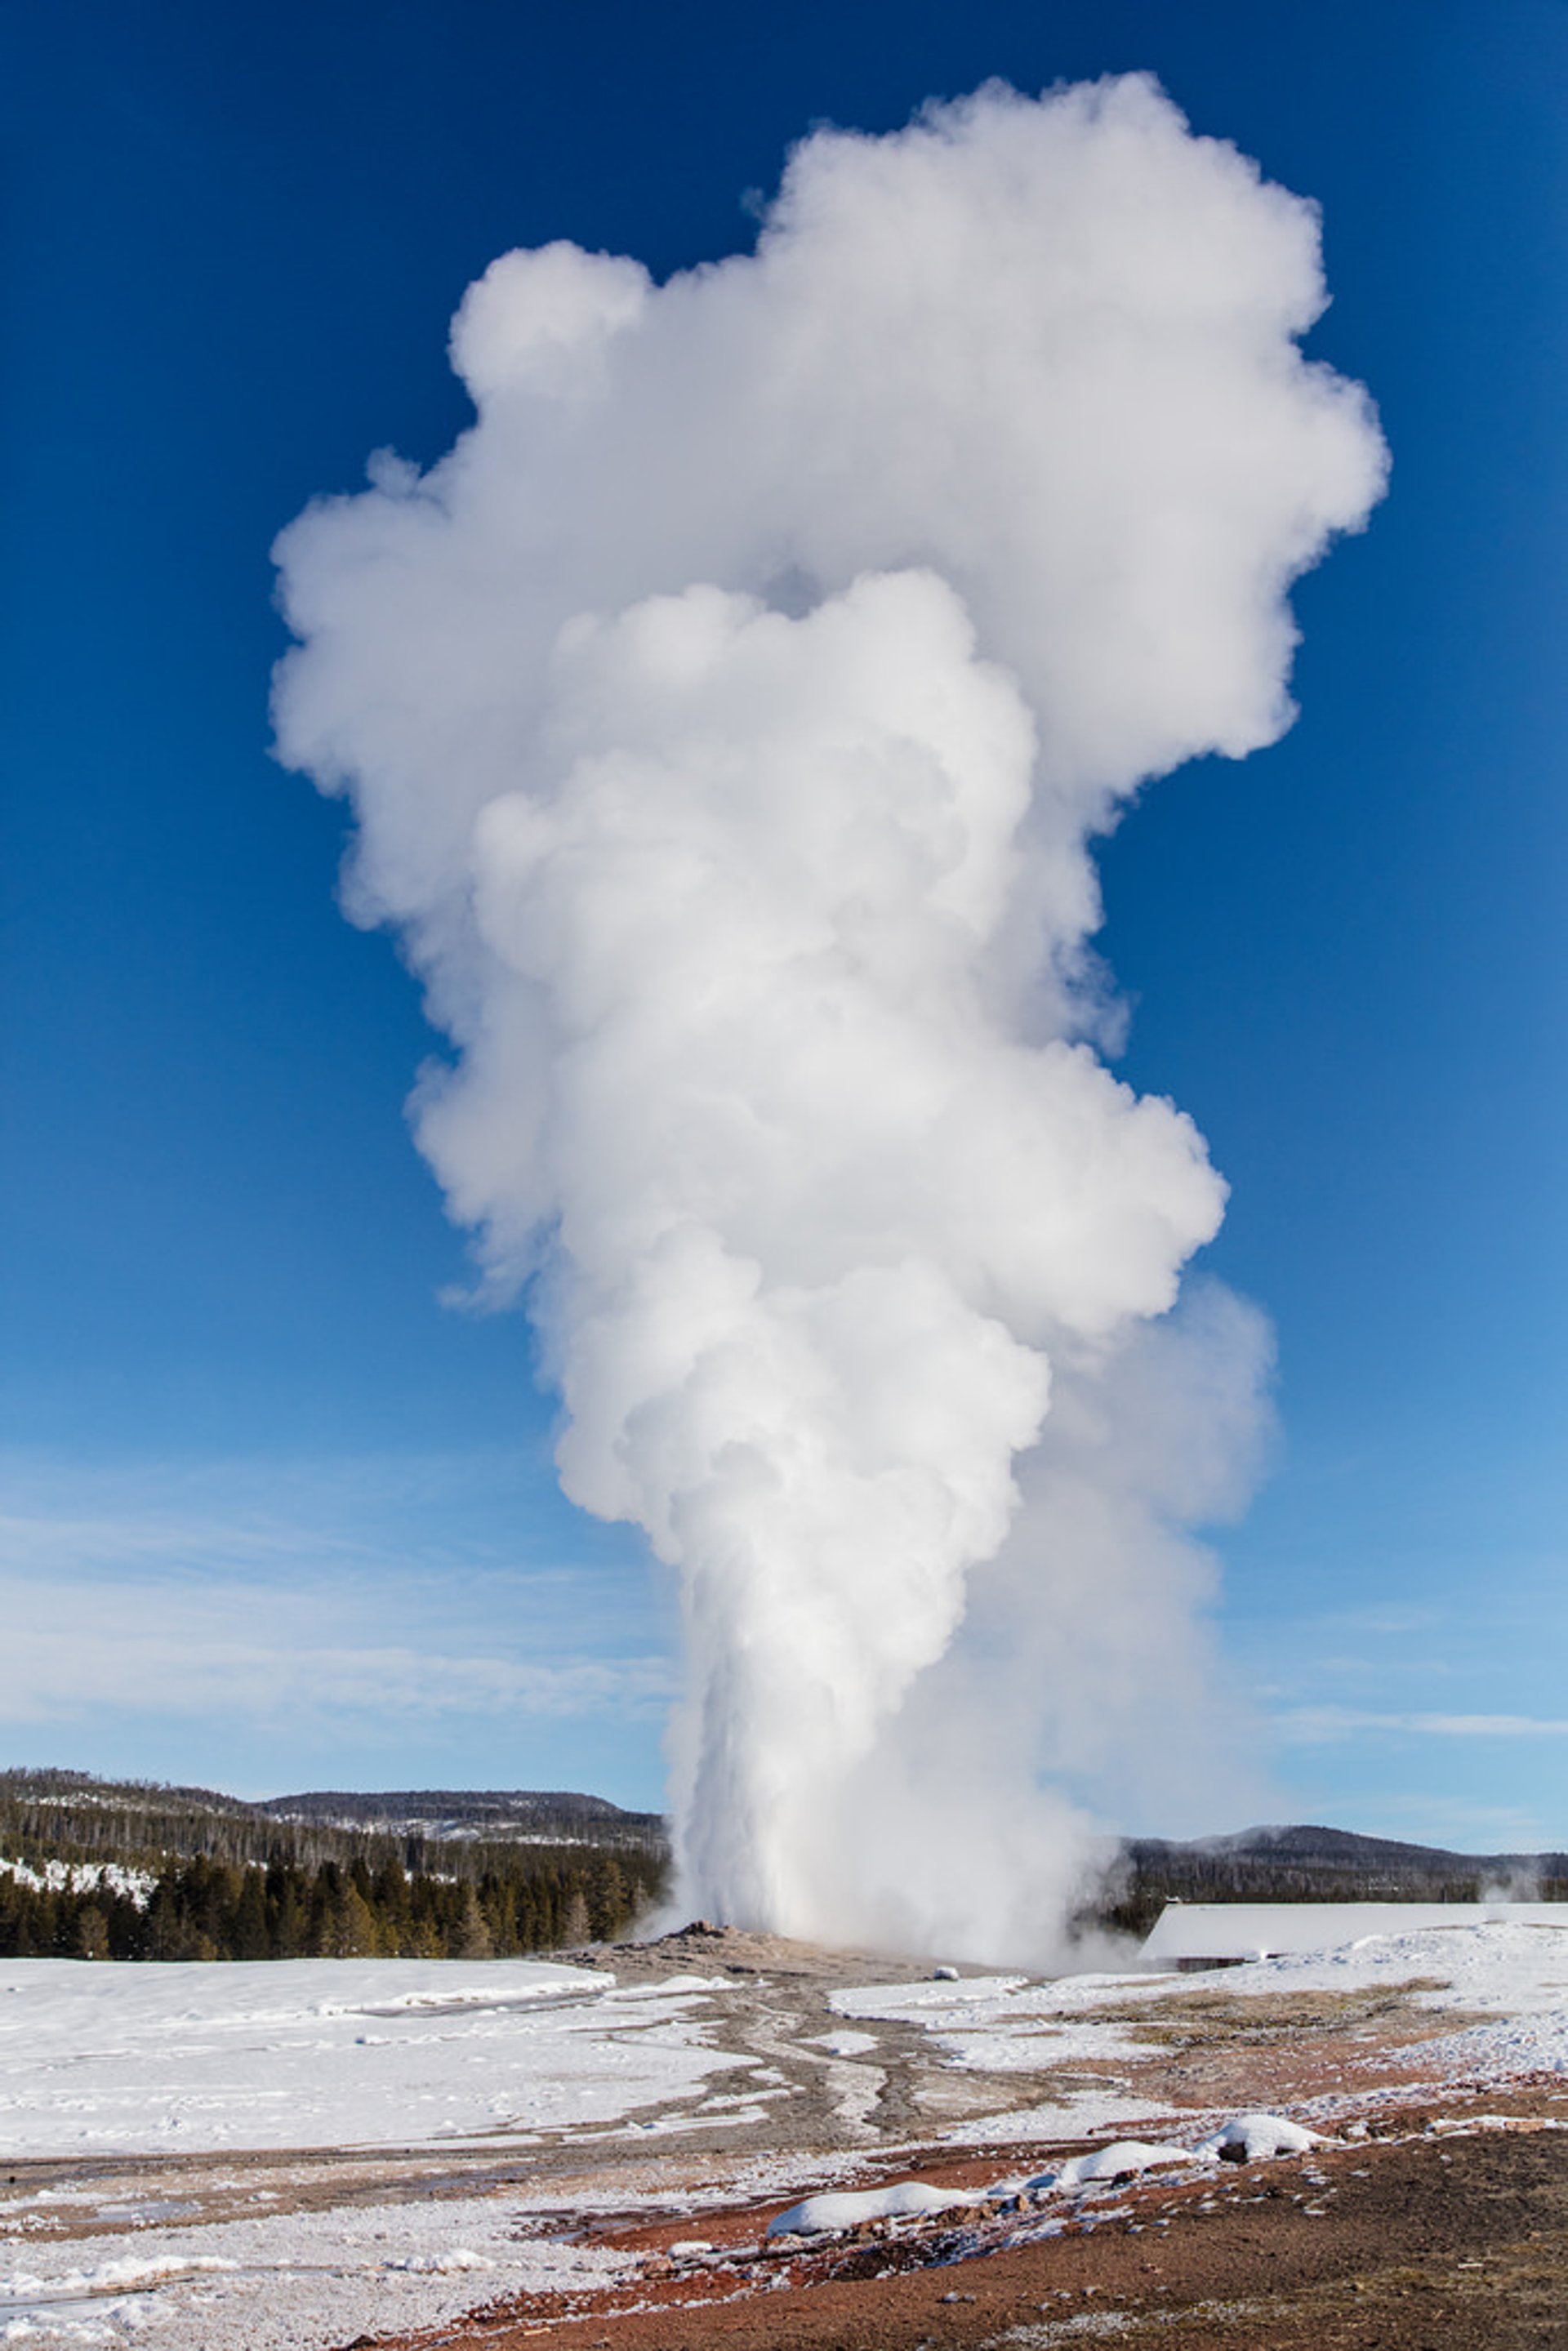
[274,76,1385,1961]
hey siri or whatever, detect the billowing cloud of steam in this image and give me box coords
[274,75,1385,1961]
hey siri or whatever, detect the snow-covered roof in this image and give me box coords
[1141,1899,1568,1965]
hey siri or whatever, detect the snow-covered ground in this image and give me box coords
[0,1958,738,2155]
[0,1957,755,2348]
[832,1915,1568,2087]
[0,2193,638,2350]
[2,1919,1566,2349]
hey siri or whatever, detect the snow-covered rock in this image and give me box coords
[766,2180,968,2237]
[1196,2113,1321,2161]
[1025,2139,1196,2193]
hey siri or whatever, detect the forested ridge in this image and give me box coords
[1100,1822,1568,1939]
[0,1769,668,1961]
[261,1787,660,1841]
[0,1769,663,1872]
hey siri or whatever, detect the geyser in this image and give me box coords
[274,75,1385,1960]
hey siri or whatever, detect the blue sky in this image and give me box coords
[2,0,1565,1846]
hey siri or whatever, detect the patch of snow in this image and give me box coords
[0,1863,155,1910]
[0,2255,237,2297]
[832,1975,1027,2017]
[940,2092,1173,2146]
[1194,2113,1321,2161]
[767,2180,969,2237]
[384,2247,495,2273]
[831,1973,1169,2080]
[932,2021,1163,2070]
[1024,2141,1196,2193]
[1431,2112,1567,2135]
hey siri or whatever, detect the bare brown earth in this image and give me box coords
[342,2091,1568,2351]
[320,1928,1568,2351]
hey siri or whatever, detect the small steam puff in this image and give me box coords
[274,77,1385,1958]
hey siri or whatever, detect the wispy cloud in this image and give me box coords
[1276,1706,1568,1746]
[0,1570,675,1731]
[1319,1605,1443,1637]
[0,1447,675,1761]
[0,1444,609,1583]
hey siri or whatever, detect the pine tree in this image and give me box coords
[231,1872,270,1960]
[452,1883,492,1958]
[337,1884,381,1957]
[73,1900,109,1961]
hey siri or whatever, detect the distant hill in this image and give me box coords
[261,1788,663,1846]
[0,1767,668,1880]
[0,1768,669,1961]
[1104,1822,1568,1939]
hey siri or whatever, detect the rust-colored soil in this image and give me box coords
[350,2086,1568,2351]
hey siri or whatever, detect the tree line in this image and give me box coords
[0,1845,663,1962]
[1094,1833,1568,1942]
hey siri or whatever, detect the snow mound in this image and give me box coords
[766,2180,967,2237]
[1196,2113,1321,2161]
[1025,2139,1196,2193]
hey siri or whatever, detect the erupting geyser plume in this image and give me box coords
[274,76,1385,1961]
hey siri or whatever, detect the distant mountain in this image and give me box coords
[0,1768,668,1879]
[1102,1821,1568,1937]
[8,1767,261,1819]
[1131,1821,1568,1883]
[261,1788,666,1846]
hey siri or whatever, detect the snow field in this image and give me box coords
[2,1921,1566,2348]
[0,1959,745,2155]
